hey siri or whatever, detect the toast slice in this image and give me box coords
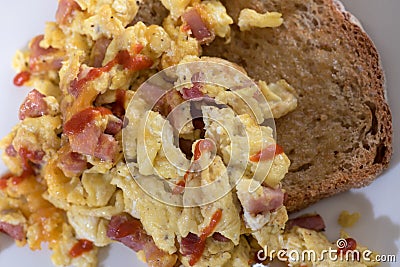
[135,0,392,212]
[203,0,392,212]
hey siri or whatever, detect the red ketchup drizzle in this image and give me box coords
[70,49,153,97]
[64,107,111,135]
[184,209,223,266]
[69,239,94,258]
[249,144,284,162]
[172,140,214,194]
[0,173,13,190]
[13,71,31,86]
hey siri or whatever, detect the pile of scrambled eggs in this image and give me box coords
[0,0,377,266]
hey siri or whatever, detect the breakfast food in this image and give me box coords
[202,0,393,212]
[0,0,390,267]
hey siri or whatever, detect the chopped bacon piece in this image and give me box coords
[107,214,177,267]
[90,37,112,67]
[64,107,117,161]
[181,232,202,256]
[69,239,94,258]
[94,134,118,162]
[19,147,45,166]
[153,89,185,117]
[286,214,326,232]
[0,221,25,241]
[240,186,284,215]
[29,35,63,73]
[182,83,204,100]
[13,71,31,87]
[105,115,123,135]
[19,89,49,120]
[57,147,87,177]
[249,144,284,162]
[5,145,17,157]
[180,209,222,265]
[111,89,126,118]
[56,0,81,25]
[182,8,215,44]
[212,232,230,242]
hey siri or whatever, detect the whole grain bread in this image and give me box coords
[136,0,392,212]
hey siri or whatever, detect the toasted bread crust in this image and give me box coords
[134,0,392,212]
[203,0,392,212]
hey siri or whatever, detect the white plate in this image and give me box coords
[0,1,398,266]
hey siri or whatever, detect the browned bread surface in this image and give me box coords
[203,0,392,212]
[134,0,392,212]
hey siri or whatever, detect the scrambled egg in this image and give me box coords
[0,1,376,267]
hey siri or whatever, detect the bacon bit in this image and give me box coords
[13,71,31,87]
[111,89,126,118]
[57,146,87,178]
[64,107,110,136]
[64,107,118,161]
[153,89,185,117]
[105,116,123,135]
[182,83,204,100]
[181,8,214,44]
[212,232,230,242]
[56,0,81,25]
[19,89,49,120]
[181,209,223,266]
[90,37,112,67]
[0,221,25,241]
[286,214,326,232]
[29,35,63,73]
[69,50,152,98]
[0,173,13,190]
[337,238,358,256]
[19,147,44,168]
[5,145,17,157]
[249,144,284,162]
[93,134,118,162]
[107,214,177,267]
[69,239,94,258]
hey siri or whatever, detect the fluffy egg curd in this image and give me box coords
[0,0,378,266]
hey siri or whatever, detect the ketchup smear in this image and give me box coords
[70,49,152,97]
[13,71,31,86]
[69,239,94,258]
